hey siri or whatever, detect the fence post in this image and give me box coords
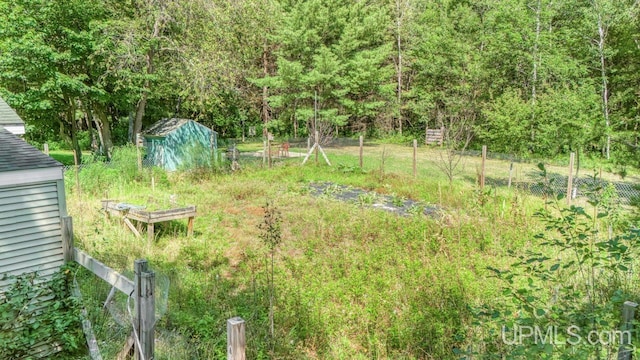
[567,152,575,205]
[315,131,319,164]
[136,133,142,171]
[480,145,487,189]
[262,140,266,166]
[617,301,638,360]
[412,139,417,178]
[227,317,246,360]
[134,260,155,360]
[359,135,363,169]
[44,143,49,156]
[61,216,74,263]
[74,149,81,195]
[508,162,514,189]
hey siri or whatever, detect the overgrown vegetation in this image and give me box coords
[0,265,84,359]
[65,146,640,359]
[468,168,640,359]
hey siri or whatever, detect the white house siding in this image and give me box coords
[0,181,65,289]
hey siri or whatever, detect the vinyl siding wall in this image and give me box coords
[0,181,65,290]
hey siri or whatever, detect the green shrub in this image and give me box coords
[0,265,83,359]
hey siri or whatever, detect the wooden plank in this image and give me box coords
[73,248,135,297]
[148,223,154,243]
[618,301,638,360]
[71,283,103,360]
[128,210,196,223]
[116,335,135,360]
[227,317,246,360]
[359,135,363,169]
[133,206,196,218]
[412,139,417,178]
[61,216,74,263]
[480,145,487,189]
[567,152,575,205]
[123,217,141,238]
[140,271,155,360]
[187,217,194,237]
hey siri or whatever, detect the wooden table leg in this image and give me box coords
[187,217,194,237]
[148,223,154,243]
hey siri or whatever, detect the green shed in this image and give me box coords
[143,118,218,171]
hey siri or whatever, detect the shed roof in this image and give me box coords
[0,96,25,126]
[144,118,192,137]
[0,128,61,172]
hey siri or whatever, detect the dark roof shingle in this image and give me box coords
[0,97,25,126]
[143,118,191,137]
[0,128,61,172]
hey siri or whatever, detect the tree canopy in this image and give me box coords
[0,0,638,163]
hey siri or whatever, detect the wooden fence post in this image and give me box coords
[262,140,267,166]
[61,216,74,263]
[136,133,142,171]
[315,131,319,164]
[412,139,417,178]
[567,152,575,205]
[44,143,49,156]
[74,149,81,195]
[359,135,363,169]
[508,162,514,189]
[227,317,246,360]
[134,260,155,360]
[480,145,487,189]
[617,301,638,360]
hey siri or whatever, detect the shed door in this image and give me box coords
[0,182,64,289]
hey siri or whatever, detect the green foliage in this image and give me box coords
[258,201,283,253]
[0,265,83,359]
[71,145,167,195]
[469,165,640,358]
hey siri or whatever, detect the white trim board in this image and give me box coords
[0,168,63,187]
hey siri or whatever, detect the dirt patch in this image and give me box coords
[310,182,441,217]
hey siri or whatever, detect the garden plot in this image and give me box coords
[310,182,440,216]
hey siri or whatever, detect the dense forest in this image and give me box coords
[0,0,639,165]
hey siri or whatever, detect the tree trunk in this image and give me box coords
[94,104,114,160]
[66,96,82,164]
[530,0,541,141]
[597,11,611,159]
[84,104,97,153]
[133,7,164,142]
[395,0,405,136]
[261,40,270,137]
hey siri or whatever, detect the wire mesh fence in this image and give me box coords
[61,137,640,205]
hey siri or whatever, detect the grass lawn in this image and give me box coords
[48,149,92,166]
[66,144,639,359]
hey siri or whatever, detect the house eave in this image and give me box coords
[0,167,63,187]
